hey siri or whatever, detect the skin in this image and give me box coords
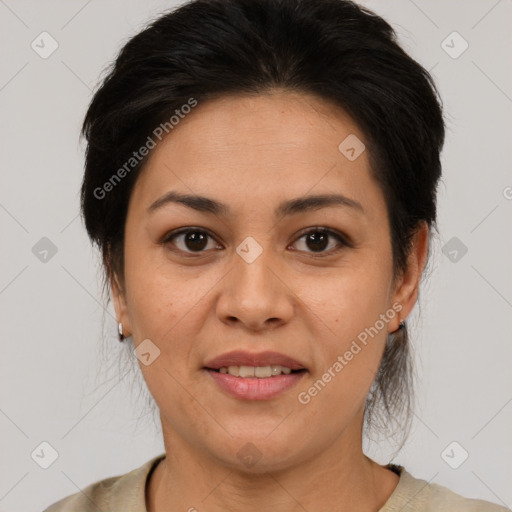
[112,90,429,512]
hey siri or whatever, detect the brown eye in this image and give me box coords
[164,229,220,253]
[291,228,347,255]
[304,231,329,252]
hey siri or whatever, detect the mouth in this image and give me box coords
[207,365,306,378]
[203,350,308,400]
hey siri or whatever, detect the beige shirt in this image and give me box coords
[43,453,510,511]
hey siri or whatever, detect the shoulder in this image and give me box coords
[426,478,510,512]
[381,465,510,512]
[42,453,165,512]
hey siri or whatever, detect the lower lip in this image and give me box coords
[206,369,306,400]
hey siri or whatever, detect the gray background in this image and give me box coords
[0,1,511,511]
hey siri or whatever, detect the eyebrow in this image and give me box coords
[147,190,364,217]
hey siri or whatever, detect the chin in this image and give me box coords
[205,429,309,474]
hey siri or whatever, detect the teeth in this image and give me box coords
[255,366,271,378]
[271,365,281,376]
[216,365,297,378]
[228,365,240,377]
[239,365,255,378]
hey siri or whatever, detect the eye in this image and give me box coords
[163,228,222,254]
[162,227,350,257]
[290,228,349,256]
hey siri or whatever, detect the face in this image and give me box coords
[113,90,425,472]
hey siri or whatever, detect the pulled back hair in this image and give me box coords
[80,0,445,445]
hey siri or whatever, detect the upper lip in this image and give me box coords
[203,350,307,371]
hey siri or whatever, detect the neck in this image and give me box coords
[147,414,399,512]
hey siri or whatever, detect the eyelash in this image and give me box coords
[161,227,352,258]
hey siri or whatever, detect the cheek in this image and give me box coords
[125,248,206,341]
[293,260,392,402]
[127,275,178,340]
[124,254,220,388]
[298,258,393,342]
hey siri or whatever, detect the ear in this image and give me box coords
[389,221,429,332]
[111,273,132,338]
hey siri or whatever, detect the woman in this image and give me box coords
[43,0,509,510]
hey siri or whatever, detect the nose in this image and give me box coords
[216,244,295,332]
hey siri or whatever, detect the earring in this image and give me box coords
[118,322,125,342]
[391,319,405,334]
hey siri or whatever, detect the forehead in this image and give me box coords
[129,90,383,219]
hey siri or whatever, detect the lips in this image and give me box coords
[203,350,308,400]
[203,350,307,371]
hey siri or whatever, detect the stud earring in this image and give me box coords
[118,322,125,342]
[391,319,405,334]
